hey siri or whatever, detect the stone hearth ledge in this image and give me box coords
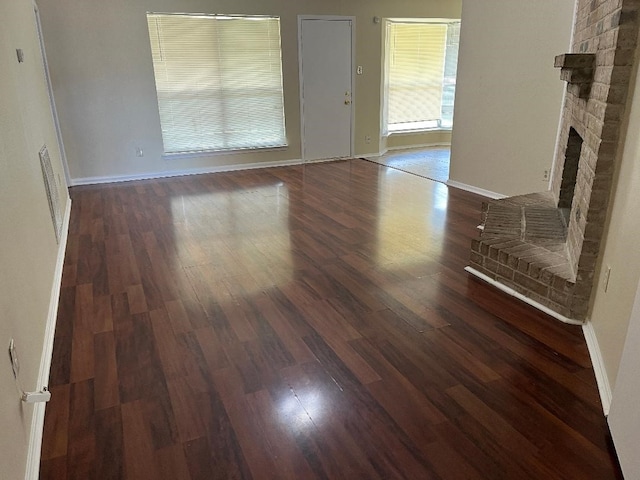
[467,192,588,323]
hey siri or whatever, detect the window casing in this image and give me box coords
[383,20,460,134]
[147,13,287,155]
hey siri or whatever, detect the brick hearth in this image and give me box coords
[468,0,640,322]
[470,192,583,320]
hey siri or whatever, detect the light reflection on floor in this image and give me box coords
[170,183,294,297]
[365,146,450,183]
[376,168,447,266]
[277,388,325,430]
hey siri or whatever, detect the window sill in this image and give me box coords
[385,127,452,137]
[162,144,288,161]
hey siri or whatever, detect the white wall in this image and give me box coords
[607,274,640,478]
[37,0,461,184]
[0,0,70,478]
[589,43,640,391]
[449,0,574,197]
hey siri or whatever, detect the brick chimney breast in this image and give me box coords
[468,0,640,323]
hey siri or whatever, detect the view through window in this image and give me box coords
[384,20,460,133]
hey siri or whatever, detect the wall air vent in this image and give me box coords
[39,145,62,243]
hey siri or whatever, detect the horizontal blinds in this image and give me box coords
[147,14,287,154]
[387,23,447,126]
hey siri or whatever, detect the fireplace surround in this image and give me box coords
[467,0,640,322]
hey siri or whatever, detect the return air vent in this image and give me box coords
[39,145,62,243]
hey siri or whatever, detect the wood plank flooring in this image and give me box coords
[40,159,622,479]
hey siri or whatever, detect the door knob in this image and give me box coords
[344,99,351,105]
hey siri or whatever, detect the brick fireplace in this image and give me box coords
[468,0,640,322]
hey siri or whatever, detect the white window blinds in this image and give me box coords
[147,14,287,154]
[384,21,460,132]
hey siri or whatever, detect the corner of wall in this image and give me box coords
[582,319,613,415]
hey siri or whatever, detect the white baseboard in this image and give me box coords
[24,197,72,480]
[303,157,350,164]
[71,158,305,186]
[446,180,506,200]
[362,151,386,158]
[464,266,584,326]
[467,265,612,416]
[582,320,613,415]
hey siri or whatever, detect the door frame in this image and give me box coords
[297,15,356,162]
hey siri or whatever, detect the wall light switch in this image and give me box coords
[357,66,363,75]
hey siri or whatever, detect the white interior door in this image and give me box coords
[299,17,353,161]
[608,278,640,478]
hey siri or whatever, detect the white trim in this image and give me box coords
[297,15,305,159]
[380,20,390,140]
[298,15,356,162]
[349,17,356,160]
[582,320,613,415]
[464,266,584,326]
[71,158,304,186]
[387,128,452,136]
[304,157,349,165]
[24,198,72,480]
[466,265,613,414]
[362,150,386,158]
[446,180,506,199]
[386,17,460,24]
[362,142,452,159]
[386,141,451,152]
[33,4,71,187]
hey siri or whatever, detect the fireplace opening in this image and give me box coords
[558,127,582,226]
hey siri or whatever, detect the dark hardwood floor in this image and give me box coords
[40,159,622,479]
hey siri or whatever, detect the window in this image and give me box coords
[146,13,287,154]
[383,20,460,133]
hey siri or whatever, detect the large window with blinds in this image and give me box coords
[383,20,460,133]
[146,13,287,154]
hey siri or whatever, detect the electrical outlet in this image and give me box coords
[603,265,612,292]
[8,339,19,379]
[135,147,144,157]
[543,169,549,181]
[365,135,371,144]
